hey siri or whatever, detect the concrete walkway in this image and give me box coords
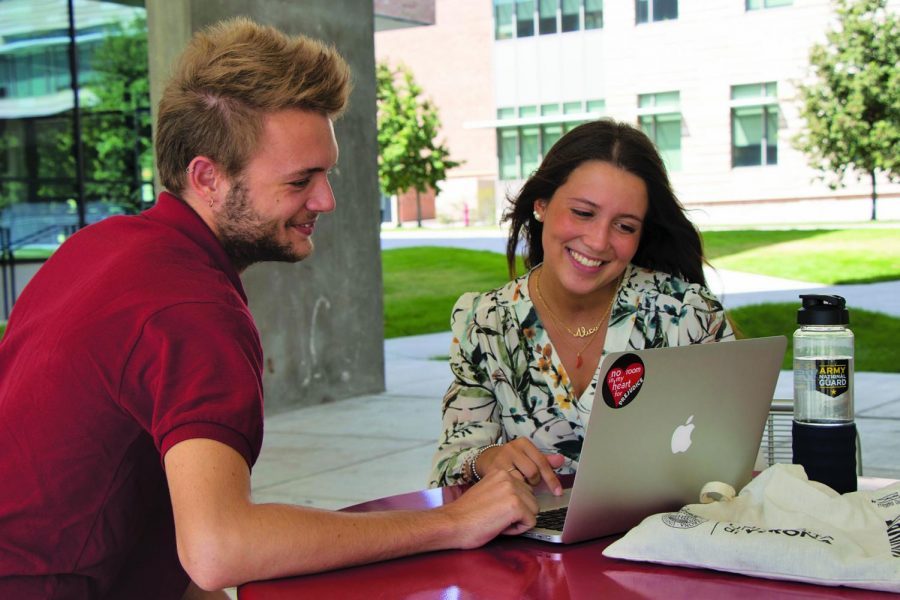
[251,269,900,510]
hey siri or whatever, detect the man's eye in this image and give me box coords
[291,179,311,189]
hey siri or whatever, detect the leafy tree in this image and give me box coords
[376,62,460,227]
[793,0,900,220]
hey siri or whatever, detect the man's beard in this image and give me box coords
[215,179,309,271]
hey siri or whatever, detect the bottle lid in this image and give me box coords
[797,294,849,326]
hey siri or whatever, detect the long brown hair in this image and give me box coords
[503,118,707,286]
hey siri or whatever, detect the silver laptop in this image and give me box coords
[522,335,787,544]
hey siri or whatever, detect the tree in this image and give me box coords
[793,0,900,220]
[376,62,460,227]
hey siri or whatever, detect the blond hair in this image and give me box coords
[156,17,351,194]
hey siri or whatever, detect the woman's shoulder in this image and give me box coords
[626,265,722,309]
[450,272,531,329]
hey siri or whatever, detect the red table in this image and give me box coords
[238,477,896,599]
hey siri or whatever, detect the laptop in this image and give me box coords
[522,335,787,544]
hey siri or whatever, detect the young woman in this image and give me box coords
[429,119,734,492]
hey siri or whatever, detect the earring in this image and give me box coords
[186,166,194,175]
[533,210,543,223]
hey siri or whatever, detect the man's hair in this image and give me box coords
[156,17,351,195]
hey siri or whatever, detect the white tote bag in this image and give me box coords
[603,464,900,593]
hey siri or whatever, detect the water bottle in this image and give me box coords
[792,294,857,493]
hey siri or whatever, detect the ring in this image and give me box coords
[507,466,518,473]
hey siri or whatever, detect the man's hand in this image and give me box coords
[476,439,565,495]
[437,468,540,549]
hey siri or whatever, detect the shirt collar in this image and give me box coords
[141,192,247,303]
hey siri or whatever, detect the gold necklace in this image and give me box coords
[534,268,621,369]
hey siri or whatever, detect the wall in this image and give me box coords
[146,0,385,413]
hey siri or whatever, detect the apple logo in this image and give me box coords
[671,415,695,454]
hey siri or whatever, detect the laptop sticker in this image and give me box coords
[602,353,645,409]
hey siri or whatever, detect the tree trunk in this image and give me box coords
[870,170,878,221]
[416,189,422,228]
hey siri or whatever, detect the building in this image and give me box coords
[376,0,900,226]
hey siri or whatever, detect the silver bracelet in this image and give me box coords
[467,443,501,482]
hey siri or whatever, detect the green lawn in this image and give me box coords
[383,247,518,338]
[701,229,900,284]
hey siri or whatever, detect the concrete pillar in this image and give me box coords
[146,0,384,413]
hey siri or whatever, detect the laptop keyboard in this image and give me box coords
[535,506,568,531]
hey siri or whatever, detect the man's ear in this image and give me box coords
[185,157,224,208]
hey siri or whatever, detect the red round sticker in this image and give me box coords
[602,353,645,409]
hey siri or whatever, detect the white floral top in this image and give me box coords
[428,263,735,487]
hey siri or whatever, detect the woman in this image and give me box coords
[429,119,734,492]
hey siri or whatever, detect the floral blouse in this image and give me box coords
[428,263,735,487]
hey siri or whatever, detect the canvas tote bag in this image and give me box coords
[603,464,900,593]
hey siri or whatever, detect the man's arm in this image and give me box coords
[165,438,539,591]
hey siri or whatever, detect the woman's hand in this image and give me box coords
[476,439,565,496]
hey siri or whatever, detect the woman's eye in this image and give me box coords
[616,222,638,234]
[572,209,592,218]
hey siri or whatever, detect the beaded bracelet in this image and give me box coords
[466,443,501,482]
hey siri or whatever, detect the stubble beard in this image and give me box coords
[216,179,309,271]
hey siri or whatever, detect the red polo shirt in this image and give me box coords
[0,193,264,599]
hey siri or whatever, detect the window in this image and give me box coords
[731,82,778,167]
[494,0,603,38]
[516,0,536,37]
[638,91,681,171]
[561,0,580,31]
[494,0,515,39]
[539,0,558,34]
[636,0,678,24]
[746,0,792,9]
[585,0,603,29]
[496,100,605,179]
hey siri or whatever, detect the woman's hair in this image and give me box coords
[155,17,352,195]
[503,118,707,286]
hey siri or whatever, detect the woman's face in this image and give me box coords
[534,160,648,302]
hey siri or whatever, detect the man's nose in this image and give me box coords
[309,178,336,213]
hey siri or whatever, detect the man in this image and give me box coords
[0,18,539,599]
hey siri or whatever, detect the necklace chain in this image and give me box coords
[534,267,621,368]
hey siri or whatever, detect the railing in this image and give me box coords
[0,223,77,320]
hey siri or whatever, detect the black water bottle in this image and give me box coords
[792,294,857,493]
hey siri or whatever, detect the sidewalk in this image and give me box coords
[250,274,900,510]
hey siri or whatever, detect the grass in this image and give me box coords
[383,247,518,338]
[701,229,900,284]
[729,303,900,373]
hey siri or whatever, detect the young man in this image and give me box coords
[0,18,538,599]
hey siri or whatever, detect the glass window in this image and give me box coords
[585,0,603,29]
[518,105,538,118]
[539,0,558,35]
[638,91,681,171]
[516,0,536,37]
[636,0,678,23]
[586,99,605,113]
[542,123,563,157]
[497,107,516,119]
[494,0,515,39]
[563,101,583,114]
[520,124,540,176]
[561,0,580,32]
[0,2,151,297]
[540,103,561,116]
[746,0,792,9]
[731,82,778,167]
[498,128,520,179]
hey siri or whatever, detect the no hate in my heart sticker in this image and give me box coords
[602,353,645,409]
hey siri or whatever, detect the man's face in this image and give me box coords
[215,109,339,271]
